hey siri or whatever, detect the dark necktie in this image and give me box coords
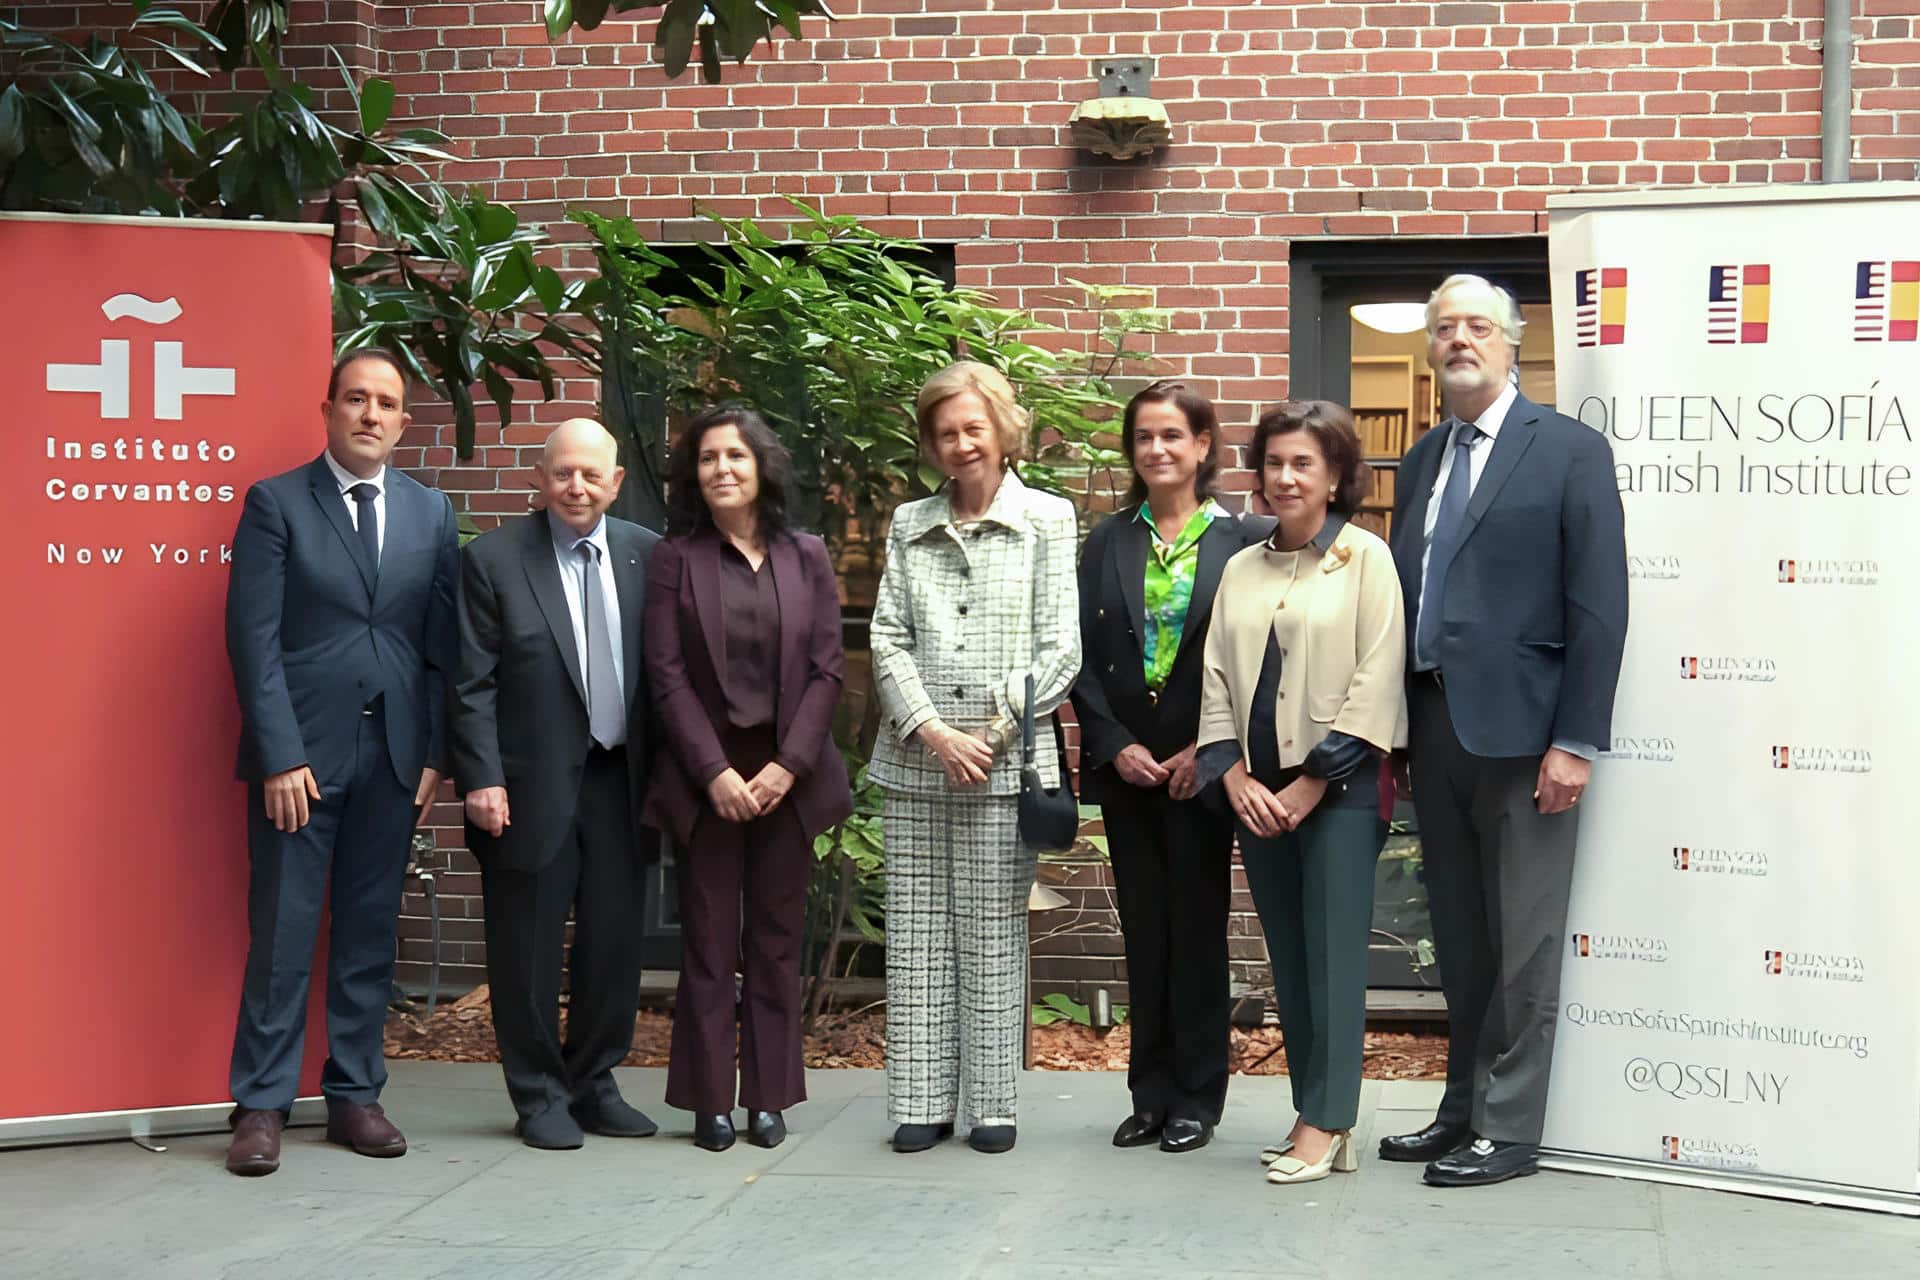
[1414,421,1482,670]
[577,542,625,749]
[349,483,379,574]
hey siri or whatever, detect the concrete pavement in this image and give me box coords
[1,1061,1913,1278]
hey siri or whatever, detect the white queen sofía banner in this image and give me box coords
[1542,183,1920,1212]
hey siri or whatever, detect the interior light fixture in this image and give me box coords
[1350,303,1429,334]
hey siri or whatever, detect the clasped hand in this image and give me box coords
[708,761,796,823]
[1112,743,1200,800]
[919,720,994,788]
[1222,760,1326,838]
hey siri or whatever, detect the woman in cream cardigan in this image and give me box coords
[1194,399,1408,1186]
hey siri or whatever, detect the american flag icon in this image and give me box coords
[1855,261,1919,342]
[1707,264,1769,344]
[1574,267,1627,347]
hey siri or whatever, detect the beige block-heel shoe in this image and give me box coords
[1265,1132,1357,1184]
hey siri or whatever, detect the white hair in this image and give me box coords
[541,418,620,470]
[1425,273,1525,349]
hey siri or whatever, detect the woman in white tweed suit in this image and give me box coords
[868,361,1082,1155]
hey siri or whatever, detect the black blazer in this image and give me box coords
[1389,394,1628,758]
[450,512,662,873]
[226,455,459,791]
[1071,504,1276,807]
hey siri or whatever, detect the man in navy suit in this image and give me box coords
[1381,275,1627,1187]
[451,419,661,1150]
[223,349,460,1176]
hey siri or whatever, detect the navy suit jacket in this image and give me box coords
[226,454,460,790]
[1389,394,1628,759]
[450,512,661,873]
[1071,505,1276,807]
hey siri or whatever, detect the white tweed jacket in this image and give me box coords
[868,471,1082,797]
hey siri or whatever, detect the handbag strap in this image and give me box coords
[1017,526,1072,781]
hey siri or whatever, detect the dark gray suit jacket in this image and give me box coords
[226,454,459,790]
[1071,505,1276,806]
[1389,394,1628,759]
[450,511,661,873]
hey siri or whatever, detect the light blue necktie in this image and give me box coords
[1415,421,1482,670]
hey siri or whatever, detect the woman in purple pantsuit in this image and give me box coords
[643,406,852,1152]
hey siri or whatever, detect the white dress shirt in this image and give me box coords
[322,448,386,562]
[546,512,625,714]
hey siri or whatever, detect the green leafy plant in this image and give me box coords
[1031,993,1130,1028]
[801,747,886,1033]
[1,8,585,455]
[544,1,834,83]
[578,199,1161,537]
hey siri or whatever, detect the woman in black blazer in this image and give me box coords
[1071,382,1274,1154]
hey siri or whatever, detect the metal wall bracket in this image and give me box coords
[1096,57,1153,98]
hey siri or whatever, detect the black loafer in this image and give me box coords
[514,1109,586,1151]
[1159,1117,1213,1153]
[892,1122,954,1153]
[693,1113,737,1152]
[1111,1111,1165,1148]
[747,1110,787,1149]
[1378,1120,1471,1163]
[572,1094,658,1138]
[968,1124,1016,1154]
[1424,1138,1540,1187]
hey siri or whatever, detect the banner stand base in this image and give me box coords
[0,1096,326,1151]
[1542,1150,1920,1217]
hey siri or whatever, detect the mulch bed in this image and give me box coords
[385,986,1447,1079]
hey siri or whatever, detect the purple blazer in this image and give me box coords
[642,528,854,848]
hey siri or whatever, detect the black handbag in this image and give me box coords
[1017,672,1078,852]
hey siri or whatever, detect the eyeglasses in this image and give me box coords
[1433,317,1498,341]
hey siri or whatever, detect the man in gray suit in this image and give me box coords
[1382,275,1628,1187]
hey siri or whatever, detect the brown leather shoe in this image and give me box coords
[325,1099,407,1158]
[226,1108,284,1177]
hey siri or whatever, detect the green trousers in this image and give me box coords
[1239,807,1387,1131]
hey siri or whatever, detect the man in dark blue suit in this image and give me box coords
[1381,276,1627,1188]
[223,349,460,1176]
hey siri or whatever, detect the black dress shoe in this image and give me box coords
[1424,1138,1540,1187]
[1158,1117,1213,1153]
[968,1124,1016,1154]
[1111,1111,1164,1148]
[693,1113,737,1152]
[747,1110,787,1149]
[515,1108,586,1151]
[891,1122,955,1153]
[572,1094,658,1138]
[1378,1119,1471,1163]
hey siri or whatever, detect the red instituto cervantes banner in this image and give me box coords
[0,214,333,1135]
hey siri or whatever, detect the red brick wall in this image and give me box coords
[244,0,1920,994]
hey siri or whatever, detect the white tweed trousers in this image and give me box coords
[882,791,1035,1128]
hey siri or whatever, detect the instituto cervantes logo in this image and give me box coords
[1771,745,1872,774]
[1671,846,1769,878]
[1571,932,1669,964]
[1678,656,1777,684]
[1662,1134,1762,1172]
[1762,948,1865,984]
[1778,557,1880,587]
[1605,735,1676,764]
[1629,554,1682,581]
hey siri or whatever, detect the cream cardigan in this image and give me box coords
[1195,519,1408,770]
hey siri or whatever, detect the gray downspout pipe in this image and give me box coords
[1821,0,1853,183]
